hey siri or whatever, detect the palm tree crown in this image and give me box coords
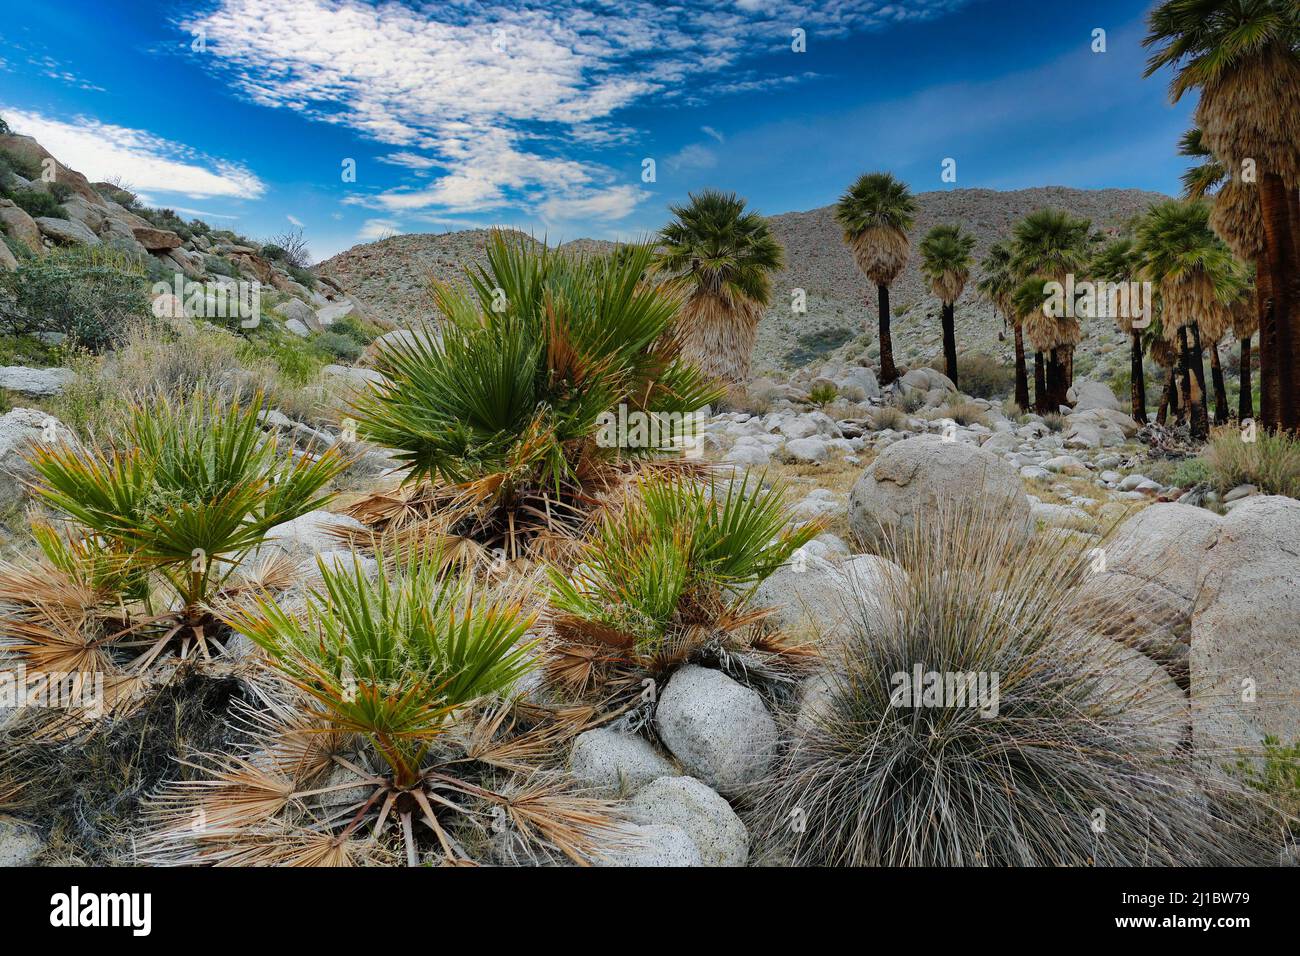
[918,224,975,304]
[656,189,784,309]
[976,240,1018,320]
[834,172,918,285]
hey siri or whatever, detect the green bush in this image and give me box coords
[260,244,287,261]
[330,312,380,347]
[0,246,150,351]
[8,188,64,219]
[0,146,41,181]
[204,255,237,278]
[1234,737,1300,838]
[1204,427,1300,499]
[930,353,1014,400]
[808,382,837,405]
[1171,456,1211,488]
[316,329,364,362]
[287,264,317,290]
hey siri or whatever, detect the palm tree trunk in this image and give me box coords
[1190,324,1211,426]
[1013,322,1029,410]
[941,302,958,389]
[1063,346,1074,395]
[1208,339,1228,426]
[1179,326,1207,439]
[1259,173,1296,432]
[1157,366,1174,425]
[877,283,897,386]
[1047,348,1069,411]
[1129,330,1146,425]
[1033,350,1046,414]
[1239,335,1253,421]
[1254,254,1278,428]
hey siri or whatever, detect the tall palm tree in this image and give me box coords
[1180,125,1261,421]
[1092,236,1149,424]
[1135,200,1243,439]
[834,172,918,386]
[1013,276,1055,414]
[1146,0,1300,431]
[1012,209,1092,408]
[918,224,976,389]
[976,240,1030,409]
[655,190,785,388]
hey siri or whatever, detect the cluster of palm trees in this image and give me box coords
[652,2,1297,440]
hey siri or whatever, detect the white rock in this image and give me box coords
[627,776,749,867]
[0,366,75,397]
[569,728,679,797]
[0,408,76,511]
[654,665,778,797]
[0,819,44,866]
[782,437,829,463]
[596,823,703,867]
[284,317,311,338]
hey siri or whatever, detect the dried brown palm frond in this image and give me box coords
[1160,271,1231,341]
[848,225,910,286]
[676,292,764,387]
[1230,285,1260,338]
[1212,178,1266,260]
[1197,44,1300,188]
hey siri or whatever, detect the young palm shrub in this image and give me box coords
[753,497,1278,866]
[543,472,821,698]
[654,189,785,388]
[141,550,621,867]
[347,231,721,565]
[918,224,975,390]
[0,392,345,727]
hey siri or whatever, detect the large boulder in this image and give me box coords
[627,776,749,866]
[848,434,1032,551]
[1070,380,1123,413]
[274,298,322,333]
[0,408,76,511]
[569,728,679,797]
[899,367,955,397]
[34,216,99,247]
[260,509,368,561]
[1071,503,1222,676]
[0,366,75,397]
[130,225,182,251]
[753,553,907,642]
[0,133,105,205]
[654,665,778,797]
[1190,496,1300,759]
[0,240,15,271]
[0,198,44,255]
[596,823,703,867]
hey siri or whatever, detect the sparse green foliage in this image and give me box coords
[808,382,837,405]
[1203,426,1300,498]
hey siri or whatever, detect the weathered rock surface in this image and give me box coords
[627,776,749,866]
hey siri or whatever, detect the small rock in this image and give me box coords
[569,728,679,797]
[627,776,749,867]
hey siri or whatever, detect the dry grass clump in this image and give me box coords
[1041,412,1066,432]
[1202,426,1300,499]
[752,497,1279,866]
[868,405,910,431]
[931,400,989,428]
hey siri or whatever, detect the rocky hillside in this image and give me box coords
[315,186,1167,383]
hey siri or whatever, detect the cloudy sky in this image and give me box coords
[0,0,1193,261]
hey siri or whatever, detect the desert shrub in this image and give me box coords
[140,549,619,867]
[753,498,1277,866]
[869,405,909,431]
[138,207,194,241]
[348,231,721,560]
[938,400,988,427]
[267,228,311,268]
[259,243,287,261]
[545,471,819,695]
[8,188,64,219]
[808,382,837,405]
[47,181,73,204]
[0,246,149,351]
[1234,737,1300,839]
[287,264,317,290]
[1203,427,1300,498]
[0,116,8,135]
[330,311,380,347]
[1170,456,1211,488]
[0,146,41,181]
[930,353,1013,400]
[1041,412,1066,433]
[204,254,237,278]
[317,329,365,362]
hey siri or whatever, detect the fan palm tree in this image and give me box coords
[1135,200,1244,439]
[1012,276,1056,414]
[834,172,918,386]
[1092,236,1150,424]
[1146,0,1300,431]
[1180,125,1261,421]
[919,224,976,389]
[976,241,1029,409]
[655,190,785,387]
[1011,209,1092,406]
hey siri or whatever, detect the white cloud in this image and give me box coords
[0,107,264,200]
[539,185,644,223]
[667,144,718,172]
[358,218,402,240]
[287,214,304,226]
[700,125,725,143]
[179,0,971,224]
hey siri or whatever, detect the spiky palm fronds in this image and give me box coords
[1146,0,1300,185]
[655,190,785,385]
[1012,208,1093,285]
[834,172,918,286]
[753,496,1279,866]
[25,392,345,621]
[1135,199,1244,339]
[975,240,1018,323]
[349,233,721,563]
[918,224,975,304]
[544,472,821,695]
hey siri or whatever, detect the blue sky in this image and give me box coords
[0,0,1194,262]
